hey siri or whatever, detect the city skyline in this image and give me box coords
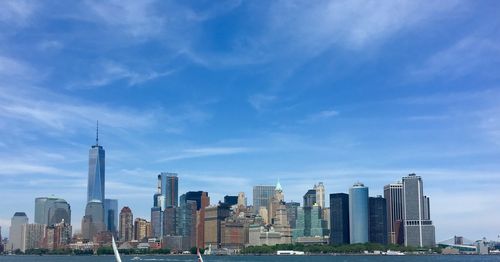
[1,1,499,243]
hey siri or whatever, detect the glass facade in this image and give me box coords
[252,185,275,214]
[349,183,369,244]
[384,182,403,244]
[34,197,71,226]
[87,144,105,203]
[104,199,118,233]
[369,196,388,245]
[330,193,350,245]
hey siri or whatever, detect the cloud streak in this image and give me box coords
[158,147,253,162]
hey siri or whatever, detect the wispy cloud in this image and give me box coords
[0,0,38,26]
[411,36,500,79]
[248,94,276,111]
[158,147,252,162]
[300,109,339,123]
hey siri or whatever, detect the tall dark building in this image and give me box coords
[369,196,388,245]
[163,206,177,237]
[87,123,105,203]
[330,193,349,245]
[150,207,162,238]
[253,185,275,214]
[303,189,317,207]
[223,195,238,206]
[384,182,403,244]
[158,173,179,209]
[285,201,300,228]
[184,191,210,248]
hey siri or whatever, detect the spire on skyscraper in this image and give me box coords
[96,120,99,146]
[275,178,282,192]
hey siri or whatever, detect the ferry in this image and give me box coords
[277,250,305,255]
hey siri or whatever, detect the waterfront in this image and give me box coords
[0,255,499,262]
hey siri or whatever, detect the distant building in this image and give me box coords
[384,182,403,244]
[8,212,28,251]
[43,220,72,250]
[314,182,325,208]
[285,201,300,228]
[87,125,105,203]
[253,185,275,214]
[34,197,71,226]
[104,199,118,235]
[134,218,151,242]
[184,191,210,248]
[224,195,238,206]
[177,195,197,249]
[21,224,46,252]
[349,183,369,244]
[369,196,388,245]
[403,174,435,247]
[163,206,177,237]
[81,201,105,241]
[204,205,231,248]
[292,205,327,241]
[150,207,162,238]
[330,193,350,245]
[119,207,133,242]
[303,189,317,208]
[158,173,179,209]
[220,218,247,249]
[237,192,247,207]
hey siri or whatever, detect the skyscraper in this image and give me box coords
[34,196,71,226]
[134,218,151,241]
[314,182,325,208]
[104,199,118,234]
[330,193,350,245]
[349,182,369,244]
[237,192,247,207]
[21,224,46,252]
[119,207,134,242]
[292,205,327,240]
[402,174,435,247]
[253,185,275,214]
[87,123,105,203]
[7,212,28,251]
[369,196,388,245]
[184,191,210,248]
[303,189,317,208]
[82,201,105,241]
[150,207,162,238]
[384,182,403,244]
[157,173,179,209]
[285,201,300,228]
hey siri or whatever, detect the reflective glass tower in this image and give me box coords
[87,123,105,203]
[349,182,369,244]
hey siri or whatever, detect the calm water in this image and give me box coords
[0,255,499,262]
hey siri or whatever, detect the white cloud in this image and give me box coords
[158,147,252,162]
[301,109,339,123]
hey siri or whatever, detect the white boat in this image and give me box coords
[386,250,405,256]
[197,248,204,262]
[276,250,305,255]
[112,236,122,262]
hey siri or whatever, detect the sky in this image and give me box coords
[0,0,499,242]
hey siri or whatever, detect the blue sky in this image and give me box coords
[1,0,500,241]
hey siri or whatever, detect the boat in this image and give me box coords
[112,236,122,262]
[197,248,204,262]
[385,250,405,256]
[276,250,305,255]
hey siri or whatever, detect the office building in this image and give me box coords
[134,218,151,241]
[303,189,316,207]
[157,173,179,209]
[34,197,71,226]
[104,199,118,234]
[21,224,46,252]
[349,183,369,244]
[7,212,28,251]
[163,206,177,237]
[224,195,238,206]
[384,182,403,244]
[402,174,435,247]
[237,192,247,207]
[204,205,231,248]
[150,207,162,238]
[253,185,275,214]
[176,196,197,249]
[184,191,210,248]
[292,205,328,240]
[369,196,388,245]
[330,193,349,245]
[82,201,105,241]
[314,182,325,208]
[285,201,300,228]
[119,206,133,241]
[87,123,105,203]
[44,220,72,250]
